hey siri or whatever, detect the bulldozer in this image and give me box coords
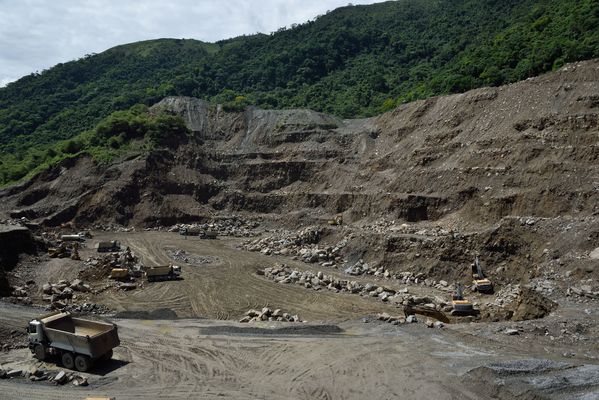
[450,283,478,316]
[472,256,494,293]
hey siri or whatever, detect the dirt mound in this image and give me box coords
[509,287,558,321]
[1,60,598,229]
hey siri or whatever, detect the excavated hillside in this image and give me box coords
[1,60,597,229]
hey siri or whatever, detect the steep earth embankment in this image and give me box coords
[0,60,598,228]
[0,225,37,296]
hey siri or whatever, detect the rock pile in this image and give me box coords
[239,307,304,323]
[6,281,35,305]
[41,279,91,309]
[567,282,599,300]
[376,312,445,328]
[260,265,449,310]
[243,227,347,268]
[0,367,88,386]
[166,249,219,265]
[345,259,392,278]
[170,218,259,237]
[485,285,557,321]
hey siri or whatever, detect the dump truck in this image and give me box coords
[97,241,121,253]
[146,265,182,282]
[60,233,86,242]
[472,256,494,293]
[28,312,120,372]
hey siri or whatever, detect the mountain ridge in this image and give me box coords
[0,0,598,185]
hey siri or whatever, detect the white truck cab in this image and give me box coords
[28,320,43,343]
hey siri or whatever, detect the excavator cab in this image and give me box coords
[450,283,477,316]
[472,256,494,294]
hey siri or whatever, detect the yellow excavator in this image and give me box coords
[472,256,494,294]
[327,214,343,226]
[450,283,478,316]
[403,304,450,323]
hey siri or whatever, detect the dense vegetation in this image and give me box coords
[0,106,189,184]
[1,0,598,185]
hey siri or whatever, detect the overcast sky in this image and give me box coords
[0,0,383,87]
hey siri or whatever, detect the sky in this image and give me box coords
[0,0,383,87]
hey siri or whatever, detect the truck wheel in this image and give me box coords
[61,352,75,369]
[34,344,47,361]
[74,354,92,372]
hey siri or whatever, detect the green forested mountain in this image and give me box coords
[1,0,598,185]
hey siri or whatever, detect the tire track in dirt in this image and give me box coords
[92,231,392,321]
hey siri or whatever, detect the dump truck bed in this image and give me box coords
[41,313,119,358]
[146,265,172,276]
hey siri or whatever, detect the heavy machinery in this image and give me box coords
[146,265,182,282]
[60,233,86,242]
[109,268,129,279]
[97,241,121,253]
[48,243,71,258]
[403,304,450,323]
[28,312,120,372]
[179,226,201,236]
[450,283,478,316]
[327,214,343,226]
[472,256,494,293]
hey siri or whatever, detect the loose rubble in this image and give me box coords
[166,249,219,266]
[260,264,449,311]
[242,227,347,268]
[37,278,110,314]
[0,367,88,386]
[170,217,259,237]
[240,307,304,323]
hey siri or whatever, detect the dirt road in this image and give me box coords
[84,231,409,321]
[2,232,598,399]
[2,302,597,400]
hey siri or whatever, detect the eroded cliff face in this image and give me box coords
[0,225,37,296]
[1,60,598,228]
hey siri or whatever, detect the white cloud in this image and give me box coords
[0,0,383,84]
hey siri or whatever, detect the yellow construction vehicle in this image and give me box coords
[472,256,494,293]
[48,243,71,258]
[403,304,449,323]
[450,283,478,316]
[327,214,343,226]
[109,268,128,279]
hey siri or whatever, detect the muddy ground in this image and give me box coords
[1,232,598,399]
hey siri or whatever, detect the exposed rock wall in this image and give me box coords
[0,60,598,227]
[0,225,36,296]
